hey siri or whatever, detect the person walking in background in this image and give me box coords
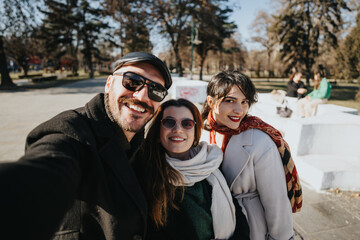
[202,70,302,240]
[286,68,307,99]
[0,52,172,240]
[297,65,332,117]
[137,98,249,240]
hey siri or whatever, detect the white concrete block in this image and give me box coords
[296,155,360,190]
[288,113,360,156]
[169,77,208,103]
[248,93,360,191]
[295,155,326,190]
[316,104,358,116]
[254,93,359,117]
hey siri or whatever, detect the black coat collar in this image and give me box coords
[84,93,148,220]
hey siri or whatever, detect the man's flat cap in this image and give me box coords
[113,52,172,89]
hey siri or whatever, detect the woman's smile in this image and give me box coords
[228,115,241,122]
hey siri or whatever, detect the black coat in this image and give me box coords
[286,80,307,98]
[0,94,147,240]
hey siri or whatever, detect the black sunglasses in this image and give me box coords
[114,71,168,102]
[161,118,196,130]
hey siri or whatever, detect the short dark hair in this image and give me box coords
[201,70,258,121]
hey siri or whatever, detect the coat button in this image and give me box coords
[133,235,142,240]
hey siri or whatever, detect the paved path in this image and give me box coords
[1,78,360,239]
[0,78,104,161]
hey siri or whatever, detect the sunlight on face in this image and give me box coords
[105,62,165,140]
[160,106,195,160]
[209,85,249,130]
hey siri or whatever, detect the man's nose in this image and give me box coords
[133,84,150,102]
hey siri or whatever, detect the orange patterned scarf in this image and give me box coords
[207,111,302,213]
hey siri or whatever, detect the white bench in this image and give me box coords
[249,93,360,191]
[284,113,360,190]
[295,154,360,190]
[252,93,359,118]
[316,104,358,116]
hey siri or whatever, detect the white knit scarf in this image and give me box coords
[166,142,236,239]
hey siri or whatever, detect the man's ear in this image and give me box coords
[104,75,113,93]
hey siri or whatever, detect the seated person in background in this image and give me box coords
[286,69,307,98]
[297,65,332,117]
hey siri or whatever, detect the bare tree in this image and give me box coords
[251,11,275,80]
[0,0,38,88]
[151,0,199,77]
[219,35,247,71]
[4,33,40,77]
[194,0,236,80]
[103,0,152,56]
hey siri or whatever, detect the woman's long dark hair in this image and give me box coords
[201,70,258,127]
[141,98,203,228]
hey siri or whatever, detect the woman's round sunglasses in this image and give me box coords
[113,71,168,102]
[161,118,196,130]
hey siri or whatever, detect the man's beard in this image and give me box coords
[106,93,155,133]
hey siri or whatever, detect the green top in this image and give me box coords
[308,78,332,100]
[181,179,214,240]
[146,179,214,240]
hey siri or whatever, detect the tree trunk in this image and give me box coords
[305,62,311,87]
[24,67,28,76]
[84,40,93,79]
[173,45,183,77]
[199,55,206,81]
[72,59,79,76]
[89,65,94,79]
[21,62,29,77]
[0,36,16,88]
[88,53,94,79]
[267,50,271,81]
[305,2,311,87]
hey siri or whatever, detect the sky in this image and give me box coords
[228,0,356,49]
[152,0,273,55]
[228,0,273,51]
